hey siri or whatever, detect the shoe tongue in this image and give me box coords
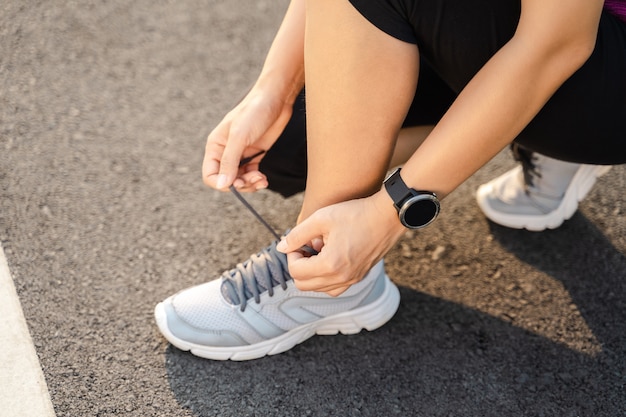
[220,246,291,305]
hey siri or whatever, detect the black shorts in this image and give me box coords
[261,0,626,197]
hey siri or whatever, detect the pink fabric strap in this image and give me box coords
[605,0,626,23]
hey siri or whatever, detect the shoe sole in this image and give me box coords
[154,275,401,361]
[476,165,611,231]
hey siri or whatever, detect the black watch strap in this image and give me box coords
[384,168,414,210]
[383,168,440,229]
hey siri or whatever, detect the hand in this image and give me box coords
[276,190,406,296]
[202,87,294,192]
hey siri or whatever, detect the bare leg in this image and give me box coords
[299,0,420,221]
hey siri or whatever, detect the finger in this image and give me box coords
[203,130,228,188]
[216,137,247,190]
[293,277,353,293]
[206,154,267,192]
[286,245,358,294]
[276,215,326,254]
[231,178,269,193]
[230,154,267,191]
[288,249,361,292]
[238,170,268,191]
[292,273,355,294]
[324,286,351,297]
[286,250,319,279]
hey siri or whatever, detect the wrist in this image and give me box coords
[381,168,441,230]
[254,69,304,106]
[371,189,407,238]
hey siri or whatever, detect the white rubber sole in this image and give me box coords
[154,275,401,361]
[476,165,611,231]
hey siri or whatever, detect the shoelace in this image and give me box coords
[512,143,541,191]
[220,241,290,311]
[219,150,317,311]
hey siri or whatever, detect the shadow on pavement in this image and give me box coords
[488,211,626,365]
[164,213,625,417]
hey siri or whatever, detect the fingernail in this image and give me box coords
[216,174,228,189]
[276,239,287,252]
[255,183,268,190]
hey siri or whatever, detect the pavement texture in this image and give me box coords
[1,1,625,416]
[0,243,55,417]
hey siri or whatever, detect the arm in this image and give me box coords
[203,0,305,191]
[253,0,305,109]
[279,0,604,294]
[398,0,604,198]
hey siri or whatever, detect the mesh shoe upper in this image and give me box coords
[157,240,394,350]
[476,144,610,230]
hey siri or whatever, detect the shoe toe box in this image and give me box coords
[155,280,249,348]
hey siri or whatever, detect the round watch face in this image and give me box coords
[399,194,440,229]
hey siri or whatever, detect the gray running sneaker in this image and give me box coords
[476,144,611,231]
[154,240,400,361]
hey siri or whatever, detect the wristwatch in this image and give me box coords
[383,168,440,229]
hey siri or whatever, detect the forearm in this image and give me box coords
[368,36,598,241]
[400,36,595,199]
[398,0,603,198]
[254,0,305,105]
[277,0,605,291]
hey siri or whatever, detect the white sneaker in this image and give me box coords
[154,240,400,361]
[476,145,611,231]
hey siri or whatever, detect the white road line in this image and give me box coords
[0,243,56,417]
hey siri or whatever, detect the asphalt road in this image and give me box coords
[1,1,625,416]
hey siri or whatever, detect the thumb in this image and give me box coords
[276,216,325,254]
